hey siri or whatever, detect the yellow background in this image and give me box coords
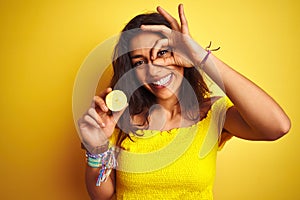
[0,0,299,199]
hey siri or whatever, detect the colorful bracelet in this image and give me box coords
[86,146,117,186]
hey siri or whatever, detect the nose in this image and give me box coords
[147,61,162,76]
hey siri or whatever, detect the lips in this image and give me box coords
[150,74,173,89]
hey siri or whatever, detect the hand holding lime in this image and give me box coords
[105,90,127,112]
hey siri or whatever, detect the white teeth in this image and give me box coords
[152,74,172,86]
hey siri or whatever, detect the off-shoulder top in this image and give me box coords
[110,96,233,200]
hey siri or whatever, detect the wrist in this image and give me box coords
[195,41,220,69]
[91,141,110,154]
[85,145,117,186]
[188,44,207,67]
[198,50,211,69]
[81,140,109,155]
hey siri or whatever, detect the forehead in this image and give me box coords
[129,31,163,52]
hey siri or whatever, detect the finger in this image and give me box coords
[153,57,175,67]
[99,87,113,98]
[153,52,193,68]
[140,25,172,36]
[83,114,101,129]
[93,95,109,112]
[110,102,129,125]
[178,4,190,35]
[157,6,180,31]
[87,107,104,127]
[151,38,169,60]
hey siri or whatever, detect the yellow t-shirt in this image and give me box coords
[111,96,233,200]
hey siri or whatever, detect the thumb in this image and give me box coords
[153,57,175,66]
[111,102,129,125]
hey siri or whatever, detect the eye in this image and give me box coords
[157,49,170,58]
[133,60,145,68]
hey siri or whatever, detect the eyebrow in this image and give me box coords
[130,54,144,59]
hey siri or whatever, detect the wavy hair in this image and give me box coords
[110,12,210,146]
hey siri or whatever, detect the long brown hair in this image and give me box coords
[110,13,210,146]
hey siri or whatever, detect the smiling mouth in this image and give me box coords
[151,74,172,88]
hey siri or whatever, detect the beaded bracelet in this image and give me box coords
[86,147,117,186]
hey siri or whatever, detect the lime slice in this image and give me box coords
[105,90,127,111]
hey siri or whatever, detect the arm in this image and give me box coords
[205,54,291,140]
[141,4,290,140]
[78,88,126,199]
[85,167,115,200]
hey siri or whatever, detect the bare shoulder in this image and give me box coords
[199,96,222,120]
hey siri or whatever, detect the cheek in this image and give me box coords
[135,69,146,83]
[178,67,184,76]
[176,75,184,87]
[174,68,184,80]
[173,69,185,88]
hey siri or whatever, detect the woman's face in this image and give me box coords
[129,31,184,101]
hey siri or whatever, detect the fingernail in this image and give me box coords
[101,123,105,127]
[102,105,108,112]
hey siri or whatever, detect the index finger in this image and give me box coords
[99,87,113,98]
[140,24,172,36]
[93,87,112,112]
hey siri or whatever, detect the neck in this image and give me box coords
[157,95,181,120]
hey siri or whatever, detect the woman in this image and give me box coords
[78,4,290,200]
